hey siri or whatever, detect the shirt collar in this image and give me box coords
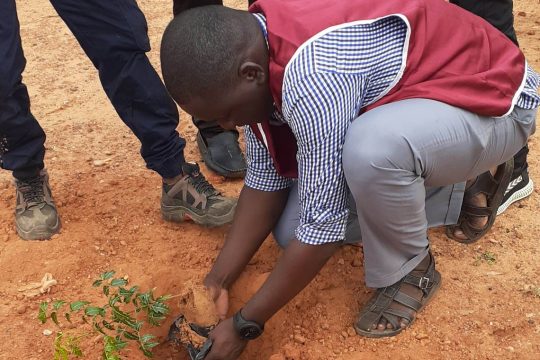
[251,13,269,49]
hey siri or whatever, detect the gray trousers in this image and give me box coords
[272,99,536,288]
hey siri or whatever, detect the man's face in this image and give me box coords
[182,68,274,130]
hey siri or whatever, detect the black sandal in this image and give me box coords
[354,252,441,338]
[446,159,514,244]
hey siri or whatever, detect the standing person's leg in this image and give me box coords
[450,0,532,218]
[450,0,518,45]
[173,0,247,178]
[0,0,60,240]
[50,0,236,226]
[342,99,535,337]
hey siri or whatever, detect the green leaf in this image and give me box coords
[123,331,139,340]
[103,285,110,296]
[53,332,69,360]
[119,286,138,303]
[70,301,90,312]
[38,302,48,324]
[140,334,155,344]
[137,292,151,307]
[111,306,141,331]
[102,320,115,331]
[64,312,71,323]
[110,278,128,287]
[85,306,106,317]
[93,321,106,335]
[66,334,83,358]
[92,280,103,287]
[101,271,116,280]
[114,335,128,350]
[150,301,169,315]
[108,294,121,307]
[140,346,154,358]
[51,311,59,326]
[52,300,66,311]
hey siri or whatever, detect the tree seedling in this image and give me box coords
[38,270,172,359]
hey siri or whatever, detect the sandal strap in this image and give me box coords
[356,253,437,332]
[447,159,514,244]
[460,204,495,218]
[465,171,499,199]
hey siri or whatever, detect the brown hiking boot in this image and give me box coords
[161,163,237,227]
[14,169,61,240]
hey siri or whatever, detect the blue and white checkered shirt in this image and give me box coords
[246,13,540,245]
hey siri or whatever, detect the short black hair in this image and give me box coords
[160,5,251,104]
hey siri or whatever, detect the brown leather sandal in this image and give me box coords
[354,252,441,338]
[446,159,514,244]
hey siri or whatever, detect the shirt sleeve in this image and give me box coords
[283,72,367,245]
[243,125,294,192]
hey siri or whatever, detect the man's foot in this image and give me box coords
[197,130,246,178]
[161,163,237,227]
[14,169,60,240]
[497,167,534,215]
[354,252,441,338]
[446,159,513,243]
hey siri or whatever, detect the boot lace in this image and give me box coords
[188,172,219,197]
[18,176,46,205]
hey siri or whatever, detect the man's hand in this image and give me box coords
[204,275,229,320]
[205,317,247,360]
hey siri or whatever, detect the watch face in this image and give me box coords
[240,325,261,340]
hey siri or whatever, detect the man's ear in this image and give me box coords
[238,61,266,84]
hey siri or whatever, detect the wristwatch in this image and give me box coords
[232,309,264,340]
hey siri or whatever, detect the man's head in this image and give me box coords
[161,5,273,129]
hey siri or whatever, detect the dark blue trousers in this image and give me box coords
[0,0,185,179]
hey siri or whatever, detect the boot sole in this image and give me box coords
[16,219,61,241]
[161,203,236,227]
[496,178,534,215]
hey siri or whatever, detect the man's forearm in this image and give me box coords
[207,185,289,288]
[241,239,340,324]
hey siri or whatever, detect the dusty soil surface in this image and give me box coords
[0,0,539,359]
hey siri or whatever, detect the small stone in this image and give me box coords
[337,258,345,265]
[16,305,27,314]
[517,11,526,17]
[341,331,349,338]
[352,258,362,267]
[293,334,306,344]
[93,159,107,167]
[120,240,127,246]
[415,333,428,340]
[16,294,25,301]
[347,327,356,337]
[43,329,53,336]
[527,30,536,36]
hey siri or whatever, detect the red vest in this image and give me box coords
[249,0,526,178]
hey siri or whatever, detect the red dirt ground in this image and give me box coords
[0,1,539,359]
